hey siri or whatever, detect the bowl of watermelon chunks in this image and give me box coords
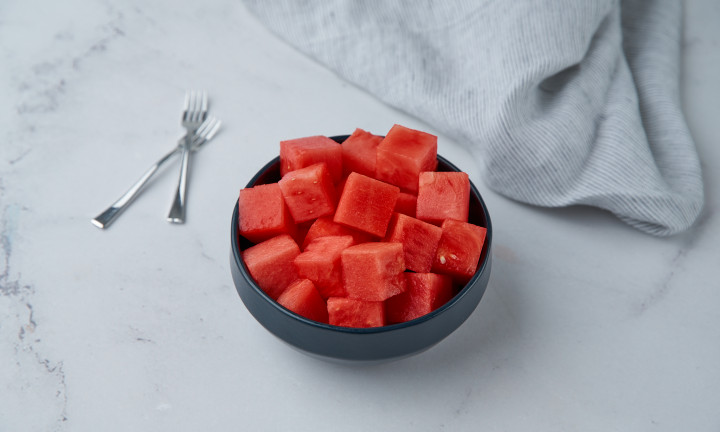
[230,124,492,363]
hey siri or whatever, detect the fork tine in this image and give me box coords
[190,117,221,147]
[194,91,208,123]
[202,118,221,140]
[191,117,213,142]
[195,90,203,114]
[196,121,221,148]
[200,91,208,114]
[197,117,219,139]
[195,116,215,135]
[184,91,195,119]
[182,91,191,122]
[191,90,200,120]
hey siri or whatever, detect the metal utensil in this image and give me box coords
[91,116,221,229]
[167,90,208,224]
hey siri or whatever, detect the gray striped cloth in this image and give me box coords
[242,0,704,236]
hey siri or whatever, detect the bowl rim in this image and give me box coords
[231,136,493,335]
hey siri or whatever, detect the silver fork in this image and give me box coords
[91,116,221,229]
[167,90,208,223]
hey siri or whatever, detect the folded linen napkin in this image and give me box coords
[242,0,704,236]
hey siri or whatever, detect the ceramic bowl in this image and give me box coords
[229,136,492,363]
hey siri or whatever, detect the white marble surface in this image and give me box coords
[1,1,718,430]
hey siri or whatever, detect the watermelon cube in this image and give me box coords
[294,235,354,298]
[334,172,399,237]
[327,297,385,328]
[375,124,437,193]
[280,135,343,183]
[278,162,336,223]
[237,183,297,244]
[416,171,470,225]
[386,273,454,323]
[384,213,442,273]
[302,216,374,250]
[277,279,329,323]
[394,192,417,217]
[341,128,383,177]
[432,219,487,283]
[341,242,406,301]
[242,234,301,300]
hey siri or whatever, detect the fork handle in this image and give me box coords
[92,146,180,229]
[166,136,192,224]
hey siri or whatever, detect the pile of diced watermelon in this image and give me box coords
[238,124,487,328]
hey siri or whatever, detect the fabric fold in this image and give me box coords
[242,0,704,236]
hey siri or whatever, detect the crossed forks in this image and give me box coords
[92,91,221,229]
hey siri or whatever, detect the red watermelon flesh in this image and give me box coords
[394,192,417,217]
[239,124,488,327]
[294,235,354,298]
[327,297,385,328]
[302,216,374,250]
[237,183,297,244]
[386,273,454,324]
[336,176,348,197]
[280,135,343,183]
[341,242,406,301]
[375,124,438,193]
[294,220,314,249]
[277,279,329,323]
[278,162,336,223]
[432,219,487,283]
[242,234,300,300]
[416,171,470,225]
[384,213,442,273]
[334,172,399,237]
[341,128,383,177]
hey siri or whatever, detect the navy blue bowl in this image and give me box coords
[229,136,492,363]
